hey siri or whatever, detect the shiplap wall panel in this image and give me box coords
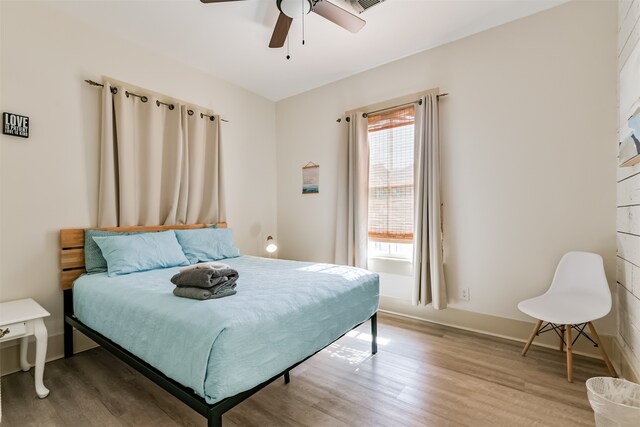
[619,1,639,43]
[619,306,640,354]
[619,286,640,355]
[617,206,640,235]
[618,0,640,376]
[620,285,640,326]
[617,323,640,369]
[620,0,634,26]
[618,0,640,69]
[620,20,640,70]
[617,232,640,266]
[617,173,640,206]
[617,256,636,294]
[619,1,640,54]
[618,164,640,181]
[619,36,640,128]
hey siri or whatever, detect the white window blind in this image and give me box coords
[367,105,415,243]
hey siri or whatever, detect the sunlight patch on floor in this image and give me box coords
[320,331,391,365]
[322,342,372,365]
[346,330,390,346]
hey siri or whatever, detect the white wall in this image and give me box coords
[276,0,618,331]
[616,0,640,378]
[0,1,277,346]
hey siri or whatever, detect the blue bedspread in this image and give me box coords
[73,256,379,403]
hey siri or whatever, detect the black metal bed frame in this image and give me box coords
[63,288,378,427]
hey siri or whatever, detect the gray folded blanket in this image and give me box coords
[173,286,237,301]
[171,268,239,289]
[171,267,239,300]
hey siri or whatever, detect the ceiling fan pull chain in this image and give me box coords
[302,0,305,45]
[286,36,291,60]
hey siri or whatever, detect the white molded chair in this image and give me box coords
[518,252,617,382]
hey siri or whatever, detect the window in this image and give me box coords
[367,105,415,259]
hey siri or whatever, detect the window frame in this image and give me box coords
[348,89,440,261]
[366,106,415,244]
[368,240,414,261]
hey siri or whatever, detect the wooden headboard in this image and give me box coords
[59,223,227,290]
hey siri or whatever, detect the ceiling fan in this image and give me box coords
[200,0,366,48]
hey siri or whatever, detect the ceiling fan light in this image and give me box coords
[279,0,311,19]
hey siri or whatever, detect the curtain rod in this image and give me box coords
[364,99,420,118]
[336,93,448,123]
[84,79,229,122]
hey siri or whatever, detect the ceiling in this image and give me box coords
[46,0,568,101]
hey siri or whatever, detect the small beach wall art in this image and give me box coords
[302,162,319,194]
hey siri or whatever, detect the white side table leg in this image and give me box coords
[19,336,31,371]
[33,318,49,398]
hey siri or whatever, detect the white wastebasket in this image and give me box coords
[586,377,640,427]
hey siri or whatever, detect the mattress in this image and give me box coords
[73,255,379,403]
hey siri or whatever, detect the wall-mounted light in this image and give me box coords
[266,236,278,253]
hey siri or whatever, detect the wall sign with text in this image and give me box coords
[3,112,29,138]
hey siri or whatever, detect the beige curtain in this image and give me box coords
[335,112,369,268]
[97,80,226,227]
[97,82,118,226]
[179,106,226,224]
[413,94,447,309]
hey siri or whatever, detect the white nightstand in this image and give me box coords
[0,298,50,398]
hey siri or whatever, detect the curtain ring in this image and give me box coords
[156,100,160,107]
[125,91,130,98]
[210,116,215,121]
[110,87,118,94]
[188,109,194,116]
[169,104,174,110]
[346,117,351,122]
[200,113,203,119]
[141,96,148,103]
[362,113,368,118]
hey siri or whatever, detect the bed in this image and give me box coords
[60,224,379,427]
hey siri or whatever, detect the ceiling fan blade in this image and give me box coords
[269,12,293,48]
[312,0,365,33]
[200,0,246,3]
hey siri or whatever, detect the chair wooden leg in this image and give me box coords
[522,320,543,357]
[559,325,565,352]
[588,322,618,378]
[565,324,572,383]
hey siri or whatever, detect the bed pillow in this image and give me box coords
[84,230,148,274]
[175,228,241,264]
[92,230,189,277]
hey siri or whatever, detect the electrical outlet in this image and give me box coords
[460,288,470,301]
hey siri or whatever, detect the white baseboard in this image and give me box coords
[0,330,97,376]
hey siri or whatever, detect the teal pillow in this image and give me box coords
[84,230,143,274]
[175,228,240,264]
[92,230,189,277]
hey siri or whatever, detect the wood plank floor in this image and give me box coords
[1,313,605,426]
